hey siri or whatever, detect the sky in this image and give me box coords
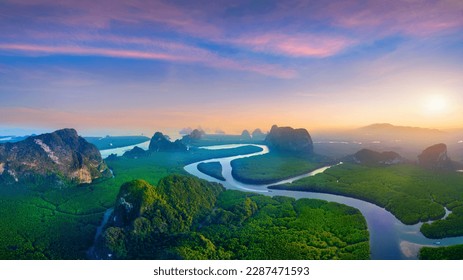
[0,0,462,136]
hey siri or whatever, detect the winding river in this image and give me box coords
[87,207,114,259]
[184,144,463,260]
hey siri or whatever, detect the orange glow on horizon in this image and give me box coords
[1,103,461,136]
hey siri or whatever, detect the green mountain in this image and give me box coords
[149,132,187,152]
[95,175,369,260]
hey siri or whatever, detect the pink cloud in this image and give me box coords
[217,1,463,39]
[1,30,209,56]
[3,0,222,38]
[2,0,460,80]
[4,0,462,42]
[319,0,463,37]
[0,42,295,79]
[0,44,180,60]
[231,33,353,57]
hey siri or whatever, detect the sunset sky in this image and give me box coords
[1,0,462,136]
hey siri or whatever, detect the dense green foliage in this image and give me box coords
[202,192,370,260]
[0,145,261,259]
[113,180,160,226]
[421,205,463,238]
[85,136,150,150]
[0,187,103,259]
[98,176,369,260]
[271,163,463,236]
[420,244,463,260]
[197,162,225,181]
[99,175,224,259]
[231,152,325,184]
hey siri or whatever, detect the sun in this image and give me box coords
[423,94,448,115]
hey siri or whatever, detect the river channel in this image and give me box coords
[184,144,463,260]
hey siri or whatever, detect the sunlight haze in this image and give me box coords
[1,0,462,135]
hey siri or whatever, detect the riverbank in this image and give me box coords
[185,144,463,259]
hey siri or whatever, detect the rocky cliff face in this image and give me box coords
[0,128,110,187]
[112,179,159,227]
[347,149,405,166]
[418,143,453,170]
[149,132,187,152]
[265,125,314,154]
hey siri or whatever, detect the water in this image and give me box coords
[87,208,114,259]
[100,141,150,158]
[184,144,463,260]
[199,144,254,150]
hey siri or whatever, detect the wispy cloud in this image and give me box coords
[3,0,460,80]
[230,33,354,58]
[0,44,179,60]
[3,1,462,45]
[0,42,296,78]
[1,0,462,80]
[2,0,222,37]
[319,0,463,37]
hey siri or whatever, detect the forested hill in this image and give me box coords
[96,174,369,260]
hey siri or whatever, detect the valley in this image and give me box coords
[0,124,463,260]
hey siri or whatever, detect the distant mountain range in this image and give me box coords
[0,135,35,144]
[358,123,444,136]
[312,123,462,160]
